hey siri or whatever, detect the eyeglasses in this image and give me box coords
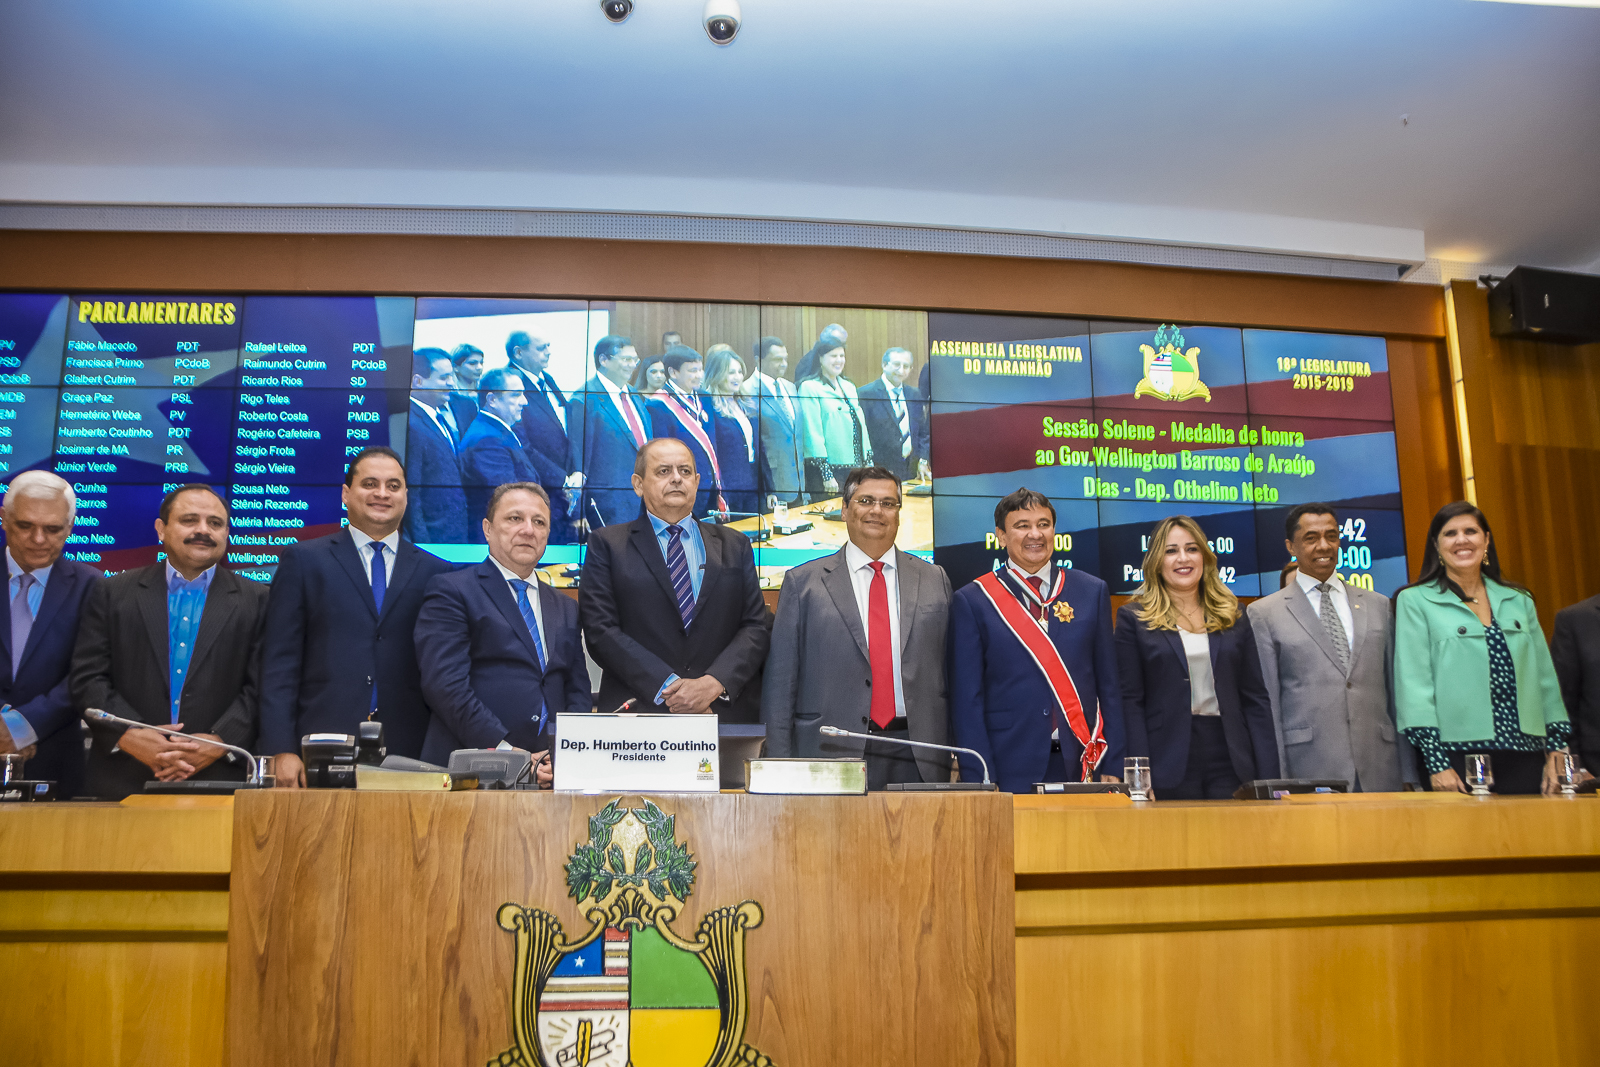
[849,497,902,511]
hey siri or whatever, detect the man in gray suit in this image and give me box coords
[762,465,952,788]
[1247,503,1413,791]
[740,337,806,506]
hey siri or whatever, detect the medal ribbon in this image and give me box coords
[975,570,1106,781]
[659,386,730,514]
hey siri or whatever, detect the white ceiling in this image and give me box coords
[3,0,1598,270]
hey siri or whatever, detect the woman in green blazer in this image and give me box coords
[1394,501,1570,795]
[795,340,871,496]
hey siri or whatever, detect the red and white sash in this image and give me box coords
[974,570,1106,781]
[659,387,729,514]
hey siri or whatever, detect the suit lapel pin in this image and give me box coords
[1053,601,1074,623]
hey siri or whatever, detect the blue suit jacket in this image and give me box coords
[1114,603,1280,790]
[416,561,591,764]
[566,376,651,528]
[402,402,468,545]
[513,367,577,544]
[647,390,722,517]
[1,555,99,797]
[460,412,542,542]
[258,531,453,760]
[747,375,805,503]
[856,378,930,482]
[948,567,1124,792]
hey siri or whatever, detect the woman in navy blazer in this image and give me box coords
[1115,515,1278,798]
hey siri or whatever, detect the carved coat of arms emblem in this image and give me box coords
[489,799,771,1067]
[1134,324,1212,403]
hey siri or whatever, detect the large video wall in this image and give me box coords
[0,292,1405,596]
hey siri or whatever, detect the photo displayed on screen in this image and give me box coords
[0,291,1406,598]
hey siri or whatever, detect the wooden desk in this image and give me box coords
[1013,793,1600,1067]
[0,797,233,1067]
[227,789,1014,1067]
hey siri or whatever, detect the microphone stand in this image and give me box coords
[818,725,994,787]
[83,708,270,785]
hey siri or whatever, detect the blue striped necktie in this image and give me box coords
[665,524,696,627]
[508,579,547,672]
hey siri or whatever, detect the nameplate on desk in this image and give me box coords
[554,713,721,793]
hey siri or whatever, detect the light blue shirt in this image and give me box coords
[167,563,216,725]
[647,510,706,600]
[0,549,52,749]
[646,511,707,704]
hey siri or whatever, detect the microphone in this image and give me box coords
[818,725,993,786]
[82,708,269,785]
[607,698,639,714]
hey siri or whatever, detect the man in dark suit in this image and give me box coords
[947,488,1124,792]
[741,336,806,505]
[580,438,769,723]
[259,446,453,785]
[416,482,590,782]
[566,335,652,528]
[69,485,269,799]
[856,347,931,483]
[0,472,100,798]
[403,348,468,545]
[460,367,541,543]
[763,467,952,788]
[1552,593,1600,777]
[506,331,578,544]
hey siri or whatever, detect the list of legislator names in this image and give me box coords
[0,293,414,579]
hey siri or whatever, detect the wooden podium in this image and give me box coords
[225,790,1015,1067]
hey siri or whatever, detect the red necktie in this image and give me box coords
[618,391,647,448]
[867,561,896,728]
[1025,576,1046,622]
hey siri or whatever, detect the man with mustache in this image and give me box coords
[70,485,270,799]
[1247,502,1414,791]
[579,438,769,723]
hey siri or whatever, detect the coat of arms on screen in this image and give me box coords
[1134,324,1212,402]
[487,799,771,1067]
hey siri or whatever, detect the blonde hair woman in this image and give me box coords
[702,345,760,515]
[1113,515,1279,799]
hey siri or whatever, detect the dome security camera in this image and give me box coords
[600,0,632,23]
[703,0,739,44]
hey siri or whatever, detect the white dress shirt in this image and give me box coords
[880,374,912,458]
[347,526,400,584]
[746,370,796,421]
[844,541,906,720]
[410,395,455,445]
[487,554,547,653]
[1296,569,1354,651]
[596,372,642,439]
[1180,630,1221,716]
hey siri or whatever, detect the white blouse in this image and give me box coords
[1179,630,1220,716]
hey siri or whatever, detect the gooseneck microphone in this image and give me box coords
[82,707,269,785]
[818,725,993,786]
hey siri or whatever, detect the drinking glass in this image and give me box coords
[1124,756,1152,802]
[1555,752,1579,796]
[1464,753,1494,796]
[773,499,789,527]
[1,752,23,786]
[252,755,277,789]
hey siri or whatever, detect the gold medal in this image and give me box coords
[1052,600,1074,623]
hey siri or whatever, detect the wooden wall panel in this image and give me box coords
[1387,336,1464,570]
[1447,280,1600,633]
[0,231,1444,339]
